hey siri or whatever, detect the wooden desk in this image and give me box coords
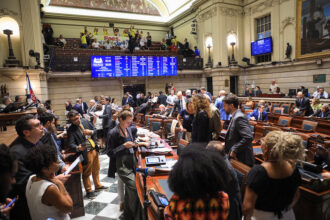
[0,109,37,131]
[293,186,330,220]
[267,114,330,135]
[64,162,85,218]
[257,94,285,98]
[136,139,178,220]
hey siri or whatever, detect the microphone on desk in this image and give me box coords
[136,167,156,176]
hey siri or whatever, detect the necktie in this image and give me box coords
[259,112,262,121]
[79,124,95,148]
[321,112,324,118]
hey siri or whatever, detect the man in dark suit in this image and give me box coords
[294,91,313,116]
[157,91,167,106]
[223,94,254,166]
[122,93,135,107]
[312,104,330,119]
[9,114,64,220]
[247,105,268,122]
[67,110,108,199]
[38,112,67,173]
[170,91,186,116]
[136,93,147,106]
[73,98,84,116]
[65,99,73,111]
[9,115,44,220]
[96,96,112,138]
[79,97,89,114]
[135,101,152,116]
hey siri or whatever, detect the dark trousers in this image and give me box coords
[116,154,143,220]
[103,127,109,142]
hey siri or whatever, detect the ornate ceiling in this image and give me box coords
[43,0,196,23]
[49,0,161,16]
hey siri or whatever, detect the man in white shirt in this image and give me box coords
[120,40,128,50]
[269,80,278,94]
[103,40,111,50]
[92,39,100,49]
[313,86,329,99]
[59,34,66,46]
[136,92,141,100]
[166,90,177,106]
[170,91,186,116]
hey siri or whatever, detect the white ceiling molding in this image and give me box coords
[42,0,197,24]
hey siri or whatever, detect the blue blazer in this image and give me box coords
[248,109,268,122]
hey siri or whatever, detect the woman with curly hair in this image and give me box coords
[243,131,305,220]
[24,145,73,220]
[165,143,231,220]
[191,94,212,142]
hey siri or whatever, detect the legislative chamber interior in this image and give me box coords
[0,0,329,220]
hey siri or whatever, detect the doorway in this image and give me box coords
[230,76,238,95]
[123,84,146,103]
[206,77,213,95]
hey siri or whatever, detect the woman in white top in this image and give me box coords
[93,104,104,149]
[111,98,119,110]
[25,145,73,220]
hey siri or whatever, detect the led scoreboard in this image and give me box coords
[91,55,177,78]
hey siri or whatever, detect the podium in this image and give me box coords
[64,162,85,218]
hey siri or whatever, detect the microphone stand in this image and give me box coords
[142,173,151,220]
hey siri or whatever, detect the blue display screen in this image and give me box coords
[91,56,177,78]
[251,37,272,56]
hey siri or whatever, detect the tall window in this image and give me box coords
[255,14,271,63]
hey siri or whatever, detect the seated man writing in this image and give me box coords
[248,105,268,122]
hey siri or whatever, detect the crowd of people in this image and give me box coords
[43,25,201,57]
[244,80,329,99]
[79,26,153,53]
[1,81,330,220]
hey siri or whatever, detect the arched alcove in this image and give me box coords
[0,16,21,67]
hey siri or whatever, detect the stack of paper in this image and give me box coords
[150,147,172,153]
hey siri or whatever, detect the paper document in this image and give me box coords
[160,160,178,168]
[64,155,84,175]
[150,147,172,153]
